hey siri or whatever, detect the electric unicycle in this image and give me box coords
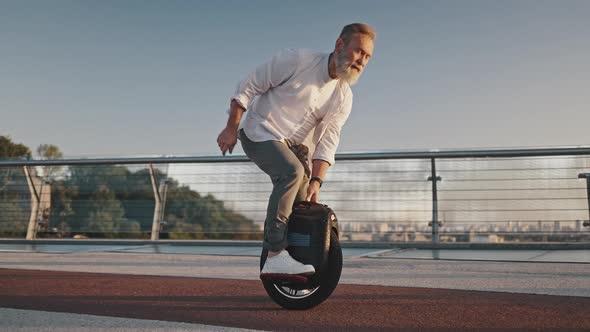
[260,201,343,310]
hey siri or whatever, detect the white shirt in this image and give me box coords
[231,48,353,165]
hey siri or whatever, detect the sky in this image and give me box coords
[1,0,589,158]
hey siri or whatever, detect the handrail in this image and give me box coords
[1,145,589,242]
[1,146,590,167]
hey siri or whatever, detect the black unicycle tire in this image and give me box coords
[260,229,342,310]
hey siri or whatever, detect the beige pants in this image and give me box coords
[239,129,309,251]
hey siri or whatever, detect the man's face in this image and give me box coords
[334,33,374,85]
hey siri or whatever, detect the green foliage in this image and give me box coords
[45,165,259,239]
[37,144,64,179]
[0,136,31,160]
[37,144,63,159]
[0,141,30,236]
[0,136,32,193]
[163,186,260,239]
[0,201,29,237]
[49,165,150,237]
[82,186,126,233]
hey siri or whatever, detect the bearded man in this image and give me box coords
[217,23,375,276]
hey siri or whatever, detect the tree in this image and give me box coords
[36,144,64,179]
[36,144,63,159]
[163,185,260,239]
[0,201,29,237]
[0,136,31,192]
[81,185,139,236]
[0,136,31,160]
[0,136,32,236]
[47,181,75,236]
[1,137,259,239]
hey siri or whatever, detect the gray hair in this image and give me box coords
[338,23,376,44]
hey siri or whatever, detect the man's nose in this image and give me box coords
[356,56,369,67]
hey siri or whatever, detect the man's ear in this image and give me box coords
[335,37,345,51]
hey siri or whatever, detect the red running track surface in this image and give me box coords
[1,268,589,331]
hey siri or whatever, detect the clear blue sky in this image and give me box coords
[1,0,589,158]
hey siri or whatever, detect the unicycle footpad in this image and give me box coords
[260,273,309,284]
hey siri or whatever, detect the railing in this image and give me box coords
[1,147,590,243]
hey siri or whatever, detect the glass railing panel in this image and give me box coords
[0,149,588,242]
[36,164,168,239]
[0,166,30,237]
[436,156,590,242]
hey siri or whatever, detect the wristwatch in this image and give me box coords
[309,176,323,187]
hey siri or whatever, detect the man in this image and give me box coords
[217,23,375,276]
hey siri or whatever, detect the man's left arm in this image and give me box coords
[306,94,353,202]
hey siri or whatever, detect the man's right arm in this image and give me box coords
[217,49,300,156]
[230,48,300,114]
[217,99,246,156]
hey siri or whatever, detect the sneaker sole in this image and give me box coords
[260,269,315,276]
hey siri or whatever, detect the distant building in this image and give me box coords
[469,232,504,243]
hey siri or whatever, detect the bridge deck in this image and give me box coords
[1,244,589,331]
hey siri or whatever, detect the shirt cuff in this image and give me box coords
[230,95,250,111]
[311,152,335,166]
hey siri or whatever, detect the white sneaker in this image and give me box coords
[261,250,315,275]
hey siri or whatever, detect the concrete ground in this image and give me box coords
[0,307,262,332]
[1,243,589,331]
[0,243,588,297]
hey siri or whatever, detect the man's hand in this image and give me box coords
[217,100,246,156]
[217,126,238,156]
[305,180,321,202]
[305,160,330,202]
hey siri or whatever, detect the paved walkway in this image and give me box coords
[1,307,261,332]
[0,243,588,297]
[0,243,589,331]
[2,268,590,331]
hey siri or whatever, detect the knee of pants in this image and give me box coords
[276,161,305,184]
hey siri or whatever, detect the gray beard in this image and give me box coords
[334,50,361,85]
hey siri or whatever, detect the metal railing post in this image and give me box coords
[23,166,40,240]
[578,173,590,228]
[157,179,169,236]
[428,158,442,243]
[149,164,162,241]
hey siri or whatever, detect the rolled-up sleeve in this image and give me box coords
[312,94,353,166]
[230,49,300,111]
